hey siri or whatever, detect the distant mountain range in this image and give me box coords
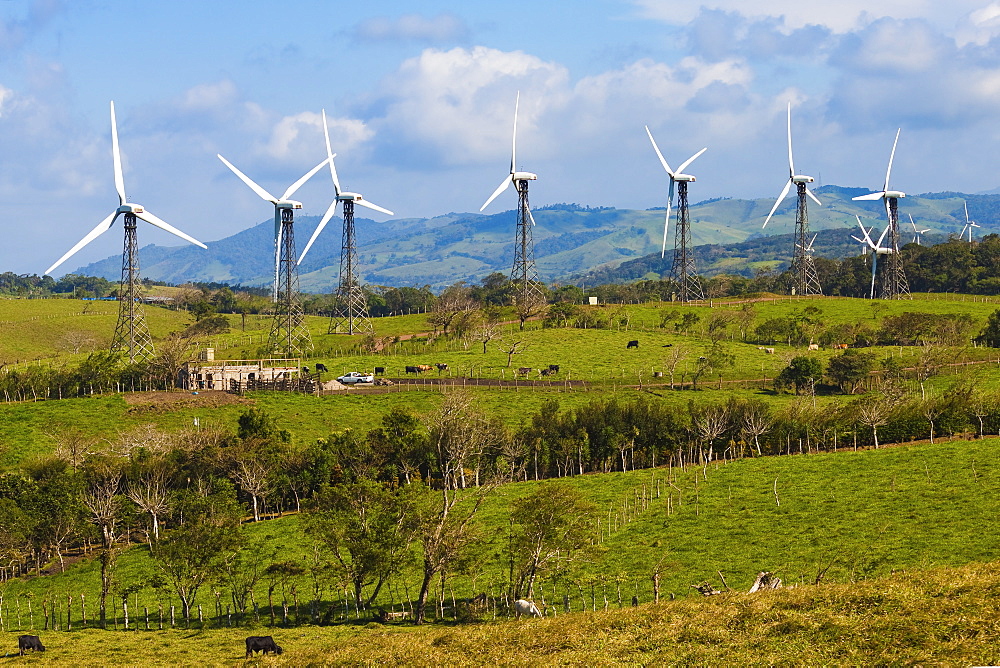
[74,186,999,290]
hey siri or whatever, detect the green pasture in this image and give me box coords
[6,437,1000,625]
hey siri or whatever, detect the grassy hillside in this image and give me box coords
[71,189,1000,290]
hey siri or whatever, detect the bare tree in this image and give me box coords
[513,290,548,330]
[413,392,508,624]
[81,462,123,628]
[665,345,687,388]
[496,336,529,368]
[149,336,194,390]
[57,330,98,354]
[692,403,730,463]
[428,283,477,336]
[125,459,172,543]
[232,458,269,522]
[741,403,772,456]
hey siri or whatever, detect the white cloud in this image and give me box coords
[629,0,981,34]
[258,111,372,161]
[374,46,571,165]
[354,13,470,43]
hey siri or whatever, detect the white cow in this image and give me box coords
[513,599,542,618]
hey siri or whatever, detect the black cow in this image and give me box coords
[245,636,283,658]
[405,366,419,374]
[374,366,386,375]
[18,635,45,656]
[315,363,328,373]
[663,343,673,348]
[302,366,310,374]
[627,340,639,349]
[548,364,560,372]
[435,363,448,371]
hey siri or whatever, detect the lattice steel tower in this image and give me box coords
[296,110,394,336]
[790,183,823,296]
[880,197,910,299]
[268,207,313,356]
[669,181,705,302]
[110,213,155,362]
[44,101,207,361]
[510,178,543,304]
[645,126,707,302]
[329,200,374,334]
[852,129,910,300]
[762,104,823,296]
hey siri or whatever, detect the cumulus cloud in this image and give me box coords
[258,111,372,161]
[372,46,570,165]
[354,13,470,44]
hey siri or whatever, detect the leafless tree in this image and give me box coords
[665,345,687,388]
[232,458,269,522]
[692,403,730,463]
[57,330,98,354]
[513,290,548,330]
[126,459,172,543]
[427,283,477,336]
[81,462,123,628]
[496,335,529,368]
[741,403,772,456]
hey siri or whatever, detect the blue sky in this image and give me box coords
[2,0,1000,274]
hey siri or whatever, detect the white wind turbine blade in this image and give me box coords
[806,188,822,206]
[852,192,886,201]
[298,199,339,265]
[644,126,673,175]
[762,179,793,228]
[480,175,511,212]
[356,199,394,216]
[856,216,876,248]
[321,110,341,196]
[884,128,900,192]
[876,223,891,250]
[909,214,918,234]
[110,101,126,206]
[527,208,536,227]
[281,157,330,201]
[134,209,208,249]
[870,255,878,299]
[809,233,818,249]
[217,154,278,203]
[675,147,707,176]
[661,179,675,258]
[786,103,795,177]
[510,91,519,174]
[45,211,118,276]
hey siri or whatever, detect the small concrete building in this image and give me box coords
[179,350,301,391]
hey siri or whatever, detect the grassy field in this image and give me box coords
[5,437,1000,629]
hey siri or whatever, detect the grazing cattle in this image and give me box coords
[18,635,45,656]
[416,364,434,372]
[405,366,419,374]
[302,366,310,374]
[373,366,385,375]
[435,363,449,371]
[540,368,554,376]
[548,364,560,372]
[663,343,673,348]
[807,344,819,351]
[517,367,532,376]
[834,343,849,349]
[764,348,775,354]
[245,636,283,658]
[315,363,328,373]
[513,599,542,618]
[627,340,639,349]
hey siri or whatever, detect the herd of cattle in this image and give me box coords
[11,600,551,657]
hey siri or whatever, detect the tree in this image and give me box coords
[496,335,529,368]
[413,393,507,624]
[304,479,416,610]
[81,459,124,628]
[428,282,477,336]
[508,482,597,599]
[978,308,1000,347]
[691,343,735,390]
[775,356,825,395]
[152,482,242,621]
[827,349,875,395]
[513,290,548,330]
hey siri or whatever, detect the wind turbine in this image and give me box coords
[908,215,930,245]
[217,151,328,356]
[298,110,393,335]
[45,101,208,362]
[645,126,707,302]
[852,129,910,299]
[961,201,981,243]
[853,216,892,299]
[480,92,543,306]
[762,103,823,296]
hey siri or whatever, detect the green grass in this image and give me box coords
[7,437,1000,623]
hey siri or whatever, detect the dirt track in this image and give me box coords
[123,390,254,408]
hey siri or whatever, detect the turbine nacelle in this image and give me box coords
[276,200,303,210]
[792,175,814,184]
[673,174,696,183]
[885,191,905,199]
[117,204,144,214]
[512,171,537,181]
